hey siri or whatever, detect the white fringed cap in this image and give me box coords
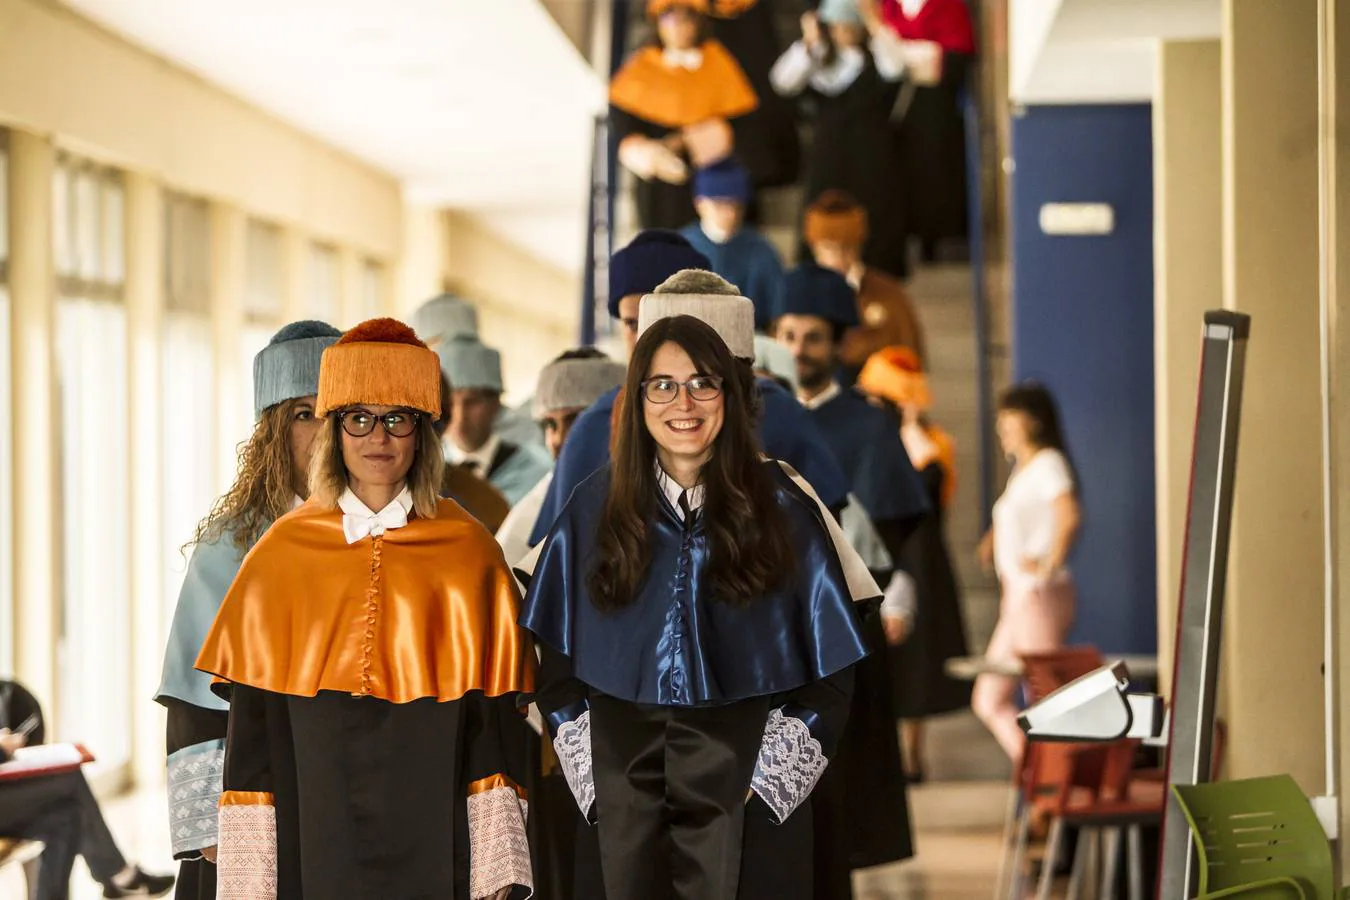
[637,269,757,360]
[532,357,627,419]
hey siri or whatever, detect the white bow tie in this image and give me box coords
[342,503,409,544]
[663,48,704,70]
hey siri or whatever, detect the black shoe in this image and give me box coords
[103,867,176,898]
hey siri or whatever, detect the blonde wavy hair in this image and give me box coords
[192,397,311,551]
[307,412,444,518]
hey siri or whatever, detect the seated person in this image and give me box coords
[0,680,173,900]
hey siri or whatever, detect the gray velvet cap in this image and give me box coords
[533,356,627,419]
[439,336,504,393]
[412,293,479,346]
[253,320,343,417]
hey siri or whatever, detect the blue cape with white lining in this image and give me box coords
[518,462,869,706]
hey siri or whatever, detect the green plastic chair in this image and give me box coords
[1172,775,1350,900]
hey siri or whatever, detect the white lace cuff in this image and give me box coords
[468,783,533,898]
[750,708,829,824]
[167,739,225,856]
[217,795,277,900]
[554,710,596,821]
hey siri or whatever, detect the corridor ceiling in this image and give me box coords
[64,0,605,271]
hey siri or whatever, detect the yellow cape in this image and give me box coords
[196,498,534,704]
[609,40,759,129]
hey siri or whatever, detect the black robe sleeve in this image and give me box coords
[215,685,280,899]
[750,666,856,824]
[462,694,535,899]
[532,644,597,825]
[164,698,230,860]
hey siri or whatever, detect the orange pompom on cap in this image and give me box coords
[316,317,443,418]
[857,345,932,411]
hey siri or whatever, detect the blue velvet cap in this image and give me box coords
[608,230,711,319]
[779,263,860,329]
[252,320,343,417]
[693,159,752,203]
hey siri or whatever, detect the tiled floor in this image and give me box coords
[0,775,1013,900]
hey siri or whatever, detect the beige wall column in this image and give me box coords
[124,172,165,786]
[1220,0,1324,788]
[397,205,447,316]
[9,129,58,709]
[338,245,363,328]
[1154,40,1223,698]
[210,204,246,485]
[1323,0,1350,865]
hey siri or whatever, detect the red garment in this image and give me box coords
[882,0,976,55]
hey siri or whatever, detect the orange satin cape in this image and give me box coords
[609,40,759,129]
[195,498,535,705]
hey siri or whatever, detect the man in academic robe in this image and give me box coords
[678,158,785,330]
[432,371,512,533]
[438,335,553,507]
[196,319,535,899]
[527,232,852,548]
[774,262,932,893]
[881,0,977,258]
[805,190,927,381]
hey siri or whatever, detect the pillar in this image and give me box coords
[1153,40,1223,697]
[125,172,165,787]
[9,129,59,711]
[1220,0,1324,787]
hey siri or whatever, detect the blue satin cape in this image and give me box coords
[518,462,869,707]
[810,388,930,525]
[527,378,851,547]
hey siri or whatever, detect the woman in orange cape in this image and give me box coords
[610,0,759,229]
[196,318,535,900]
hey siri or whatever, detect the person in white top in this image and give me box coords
[973,383,1082,763]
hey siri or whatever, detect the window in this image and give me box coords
[242,220,285,462]
[307,242,340,322]
[360,259,385,321]
[162,193,216,625]
[0,135,12,676]
[54,156,130,768]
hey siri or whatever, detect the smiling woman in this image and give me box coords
[194,317,536,899]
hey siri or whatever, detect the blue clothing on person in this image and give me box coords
[809,387,929,526]
[527,378,851,547]
[679,224,786,331]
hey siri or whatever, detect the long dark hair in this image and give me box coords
[998,382,1080,496]
[589,315,795,610]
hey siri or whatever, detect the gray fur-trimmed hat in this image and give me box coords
[637,270,757,360]
[252,320,343,417]
[532,355,627,420]
[439,336,504,394]
[753,334,800,393]
[411,293,479,347]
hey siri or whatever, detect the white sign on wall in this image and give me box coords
[1039,202,1115,236]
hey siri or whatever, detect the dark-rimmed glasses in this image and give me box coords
[339,409,420,438]
[640,376,723,405]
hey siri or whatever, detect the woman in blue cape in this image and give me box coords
[518,309,875,900]
[154,321,340,900]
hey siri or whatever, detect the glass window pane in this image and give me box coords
[52,164,74,278]
[57,297,131,769]
[162,312,216,626]
[307,244,340,321]
[245,221,284,320]
[74,169,101,282]
[361,260,383,321]
[103,179,125,286]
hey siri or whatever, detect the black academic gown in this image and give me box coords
[163,700,228,900]
[891,459,972,718]
[222,688,531,899]
[711,4,801,193]
[796,52,910,279]
[520,463,870,900]
[894,54,971,250]
[806,388,927,881]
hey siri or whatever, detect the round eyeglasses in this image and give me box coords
[640,376,724,405]
[339,409,420,438]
